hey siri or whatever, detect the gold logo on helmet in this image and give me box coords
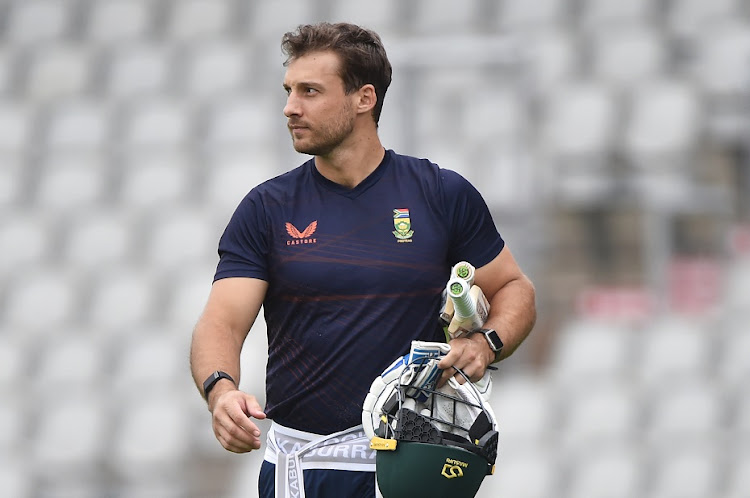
[441,458,469,479]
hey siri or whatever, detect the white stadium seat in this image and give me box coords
[144,207,220,272]
[411,0,483,34]
[0,100,32,153]
[566,444,645,498]
[635,315,713,387]
[165,0,235,42]
[490,371,554,445]
[591,27,667,89]
[24,44,93,101]
[34,152,108,212]
[668,0,742,40]
[0,210,50,278]
[498,0,569,32]
[645,379,724,446]
[63,209,134,272]
[86,267,157,330]
[85,0,154,45]
[120,96,192,151]
[5,0,71,46]
[559,380,640,451]
[104,42,175,99]
[110,394,192,480]
[648,444,721,498]
[118,150,193,210]
[5,268,78,330]
[30,332,107,397]
[485,444,559,498]
[181,39,251,98]
[547,318,633,391]
[579,0,654,33]
[41,99,111,152]
[31,392,108,473]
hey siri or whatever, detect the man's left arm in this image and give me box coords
[438,246,536,384]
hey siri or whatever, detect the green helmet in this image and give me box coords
[369,361,499,498]
[376,441,492,498]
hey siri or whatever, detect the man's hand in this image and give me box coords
[209,388,267,453]
[437,333,494,387]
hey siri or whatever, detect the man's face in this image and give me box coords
[282,51,357,156]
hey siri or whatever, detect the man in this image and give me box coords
[190,22,536,498]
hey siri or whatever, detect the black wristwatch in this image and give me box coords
[202,371,236,400]
[480,328,503,355]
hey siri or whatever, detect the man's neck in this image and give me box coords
[314,133,385,189]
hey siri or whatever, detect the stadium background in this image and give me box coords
[1,0,749,496]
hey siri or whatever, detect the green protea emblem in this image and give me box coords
[392,208,414,241]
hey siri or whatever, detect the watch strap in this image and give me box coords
[202,371,236,400]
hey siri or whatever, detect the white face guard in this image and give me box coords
[362,341,498,464]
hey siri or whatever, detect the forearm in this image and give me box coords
[482,274,536,361]
[190,314,245,401]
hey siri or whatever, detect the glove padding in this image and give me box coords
[362,341,494,441]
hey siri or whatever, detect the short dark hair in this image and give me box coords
[281,22,392,125]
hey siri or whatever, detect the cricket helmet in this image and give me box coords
[363,342,499,498]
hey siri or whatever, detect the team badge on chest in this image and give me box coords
[392,208,414,242]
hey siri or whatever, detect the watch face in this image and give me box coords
[484,329,503,351]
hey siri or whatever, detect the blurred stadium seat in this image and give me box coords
[540,80,618,205]
[645,379,725,448]
[4,0,72,47]
[0,99,31,153]
[487,444,559,498]
[180,38,251,98]
[30,392,108,478]
[565,443,644,498]
[0,458,32,498]
[668,0,743,40]
[202,148,279,215]
[40,98,112,152]
[411,0,483,34]
[144,206,220,272]
[635,314,713,388]
[33,152,109,212]
[498,0,569,33]
[86,267,158,330]
[23,43,93,102]
[0,49,14,97]
[84,0,155,46]
[111,329,189,398]
[165,0,237,42]
[578,0,655,33]
[103,42,176,99]
[117,150,194,210]
[590,26,667,89]
[547,318,634,391]
[0,210,51,279]
[30,331,108,398]
[647,444,722,498]
[119,96,193,152]
[490,371,554,446]
[109,393,193,482]
[558,379,641,452]
[62,209,134,272]
[5,268,79,330]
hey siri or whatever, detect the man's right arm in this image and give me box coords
[190,277,269,453]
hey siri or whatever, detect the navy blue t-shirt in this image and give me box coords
[215,149,504,434]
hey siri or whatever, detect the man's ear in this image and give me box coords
[356,84,377,115]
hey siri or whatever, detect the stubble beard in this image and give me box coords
[290,102,356,157]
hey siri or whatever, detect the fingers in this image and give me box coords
[212,391,266,453]
[437,337,488,387]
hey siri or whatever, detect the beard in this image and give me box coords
[288,101,356,156]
